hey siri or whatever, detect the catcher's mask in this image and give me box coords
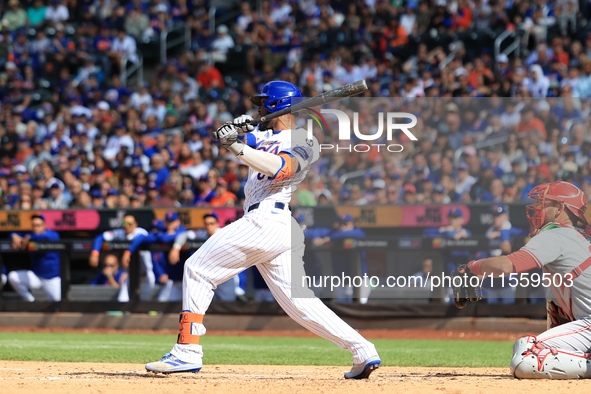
[526,181,588,236]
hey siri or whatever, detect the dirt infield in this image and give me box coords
[3,328,588,393]
[1,361,589,393]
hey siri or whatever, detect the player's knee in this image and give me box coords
[7,270,20,285]
[510,335,537,378]
[511,352,540,379]
[511,340,591,380]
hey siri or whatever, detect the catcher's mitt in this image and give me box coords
[451,264,481,309]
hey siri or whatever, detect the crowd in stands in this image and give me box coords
[0,0,591,213]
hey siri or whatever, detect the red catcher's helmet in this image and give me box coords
[526,181,588,235]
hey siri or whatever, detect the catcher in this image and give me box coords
[452,181,591,379]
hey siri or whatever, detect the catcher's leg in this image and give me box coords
[511,320,591,379]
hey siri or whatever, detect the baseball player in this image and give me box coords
[90,214,153,301]
[313,214,371,303]
[146,81,381,379]
[168,213,236,301]
[1,265,7,289]
[90,253,127,287]
[136,211,187,302]
[8,214,61,302]
[453,181,591,379]
[479,204,517,304]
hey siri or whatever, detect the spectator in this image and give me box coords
[2,0,27,30]
[104,123,134,161]
[45,0,69,25]
[210,25,235,63]
[148,153,171,189]
[401,183,417,204]
[109,27,139,74]
[196,62,225,90]
[27,0,47,27]
[125,5,150,40]
[210,179,237,207]
[8,214,61,302]
[46,182,69,209]
[524,64,550,97]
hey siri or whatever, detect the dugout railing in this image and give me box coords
[0,236,546,317]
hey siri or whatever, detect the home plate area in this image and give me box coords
[1,361,589,393]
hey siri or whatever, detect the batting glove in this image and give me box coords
[451,263,481,309]
[213,122,239,146]
[233,114,254,135]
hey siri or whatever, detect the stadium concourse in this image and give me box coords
[0,0,590,211]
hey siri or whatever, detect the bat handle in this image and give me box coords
[245,118,262,128]
[234,118,259,133]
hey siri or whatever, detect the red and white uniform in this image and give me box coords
[509,222,591,378]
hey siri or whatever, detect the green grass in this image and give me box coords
[0,332,512,368]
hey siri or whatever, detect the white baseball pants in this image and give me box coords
[7,270,61,302]
[170,201,378,364]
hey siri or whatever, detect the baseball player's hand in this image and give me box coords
[168,247,180,265]
[121,251,131,268]
[213,122,239,146]
[89,253,99,267]
[233,114,254,135]
[313,237,330,247]
[20,235,30,251]
[453,229,469,240]
[11,234,23,249]
[451,263,481,309]
[487,231,501,239]
[158,274,169,284]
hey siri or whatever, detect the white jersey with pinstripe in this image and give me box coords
[243,126,319,209]
[169,126,378,366]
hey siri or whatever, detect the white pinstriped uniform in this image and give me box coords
[170,127,378,364]
[519,226,591,352]
[243,126,317,208]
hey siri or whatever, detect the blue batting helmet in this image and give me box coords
[250,81,303,113]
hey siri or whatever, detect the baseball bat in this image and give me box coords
[248,79,368,126]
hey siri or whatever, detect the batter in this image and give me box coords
[146,81,381,379]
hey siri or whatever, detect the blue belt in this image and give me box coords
[248,202,287,212]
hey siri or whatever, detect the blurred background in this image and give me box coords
[0,0,589,319]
